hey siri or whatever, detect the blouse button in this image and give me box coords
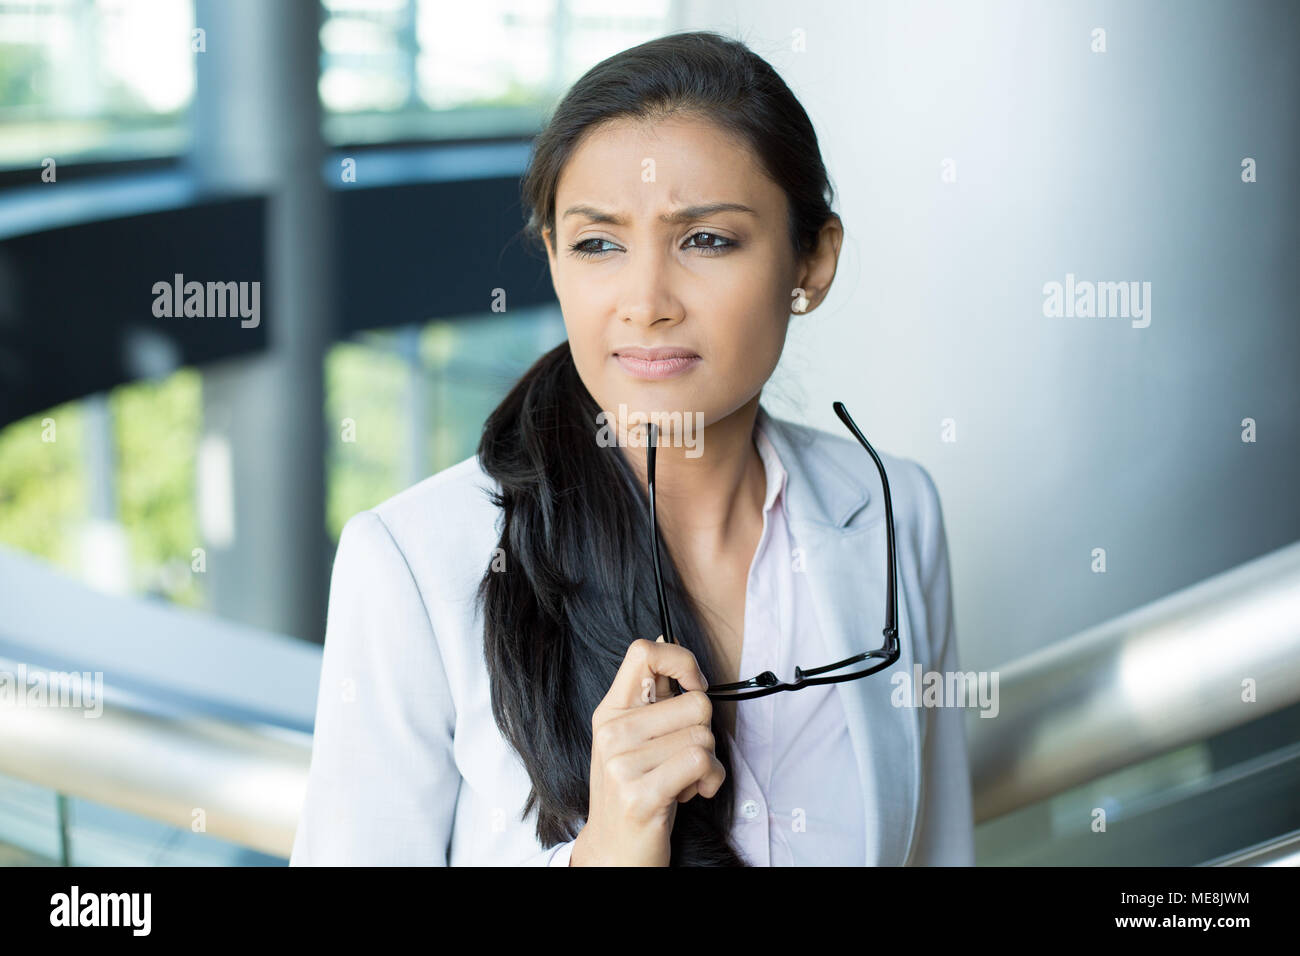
[741,799,760,820]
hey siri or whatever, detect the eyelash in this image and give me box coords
[567,232,739,259]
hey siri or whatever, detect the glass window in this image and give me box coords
[319,0,676,146]
[0,304,567,604]
[325,303,566,541]
[0,0,196,172]
[0,368,204,608]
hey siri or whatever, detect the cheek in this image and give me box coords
[575,325,609,379]
[560,311,611,394]
[558,294,600,353]
[716,268,790,331]
[737,327,786,382]
[711,296,788,368]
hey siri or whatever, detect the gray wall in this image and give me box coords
[681,0,1300,668]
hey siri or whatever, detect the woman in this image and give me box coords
[290,30,973,867]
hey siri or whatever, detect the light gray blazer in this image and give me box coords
[290,404,974,866]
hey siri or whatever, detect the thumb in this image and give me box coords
[654,634,674,701]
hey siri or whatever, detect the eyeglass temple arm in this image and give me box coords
[647,424,676,646]
[832,401,898,648]
[648,407,898,700]
[647,423,690,700]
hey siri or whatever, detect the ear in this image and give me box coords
[794,214,844,315]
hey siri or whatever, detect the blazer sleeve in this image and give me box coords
[289,510,578,867]
[290,510,460,864]
[907,464,976,866]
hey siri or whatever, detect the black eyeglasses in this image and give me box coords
[645,402,900,701]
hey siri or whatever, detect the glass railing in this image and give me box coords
[0,770,284,866]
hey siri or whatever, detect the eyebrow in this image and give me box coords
[560,202,758,226]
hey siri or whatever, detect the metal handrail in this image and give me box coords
[2,539,1298,859]
[0,667,309,858]
[967,538,1300,822]
[1204,827,1300,866]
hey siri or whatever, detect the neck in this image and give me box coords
[619,394,767,556]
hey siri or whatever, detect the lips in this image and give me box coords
[612,346,702,381]
[613,346,700,361]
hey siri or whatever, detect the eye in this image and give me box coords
[683,232,737,256]
[566,232,739,260]
[568,237,617,259]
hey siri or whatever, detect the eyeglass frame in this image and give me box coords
[645,401,900,702]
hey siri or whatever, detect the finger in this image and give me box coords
[653,634,673,702]
[615,724,716,777]
[601,690,713,752]
[604,637,708,710]
[642,744,726,808]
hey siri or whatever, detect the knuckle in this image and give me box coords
[691,691,712,723]
[689,724,714,751]
[592,720,615,755]
[708,768,726,796]
[610,718,635,754]
[605,752,633,781]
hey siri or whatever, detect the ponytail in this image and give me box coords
[476,340,747,865]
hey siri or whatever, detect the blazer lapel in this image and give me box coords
[756,405,922,866]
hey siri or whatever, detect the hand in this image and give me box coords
[569,636,724,866]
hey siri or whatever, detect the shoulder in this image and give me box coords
[371,452,500,543]
[333,453,504,611]
[771,410,955,663]
[767,410,945,537]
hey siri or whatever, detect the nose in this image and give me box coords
[618,245,685,330]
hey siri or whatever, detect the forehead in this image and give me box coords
[555,115,780,219]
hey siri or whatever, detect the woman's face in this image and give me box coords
[543,115,837,443]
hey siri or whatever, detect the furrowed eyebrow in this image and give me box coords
[560,202,758,226]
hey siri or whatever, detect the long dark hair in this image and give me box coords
[476,30,836,866]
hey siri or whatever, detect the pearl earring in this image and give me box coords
[792,294,809,313]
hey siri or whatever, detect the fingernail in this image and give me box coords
[656,634,665,643]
